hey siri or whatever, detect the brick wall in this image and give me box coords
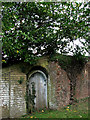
[0,99,2,119]
[1,64,27,118]
[1,58,89,118]
[74,62,89,99]
[48,61,70,109]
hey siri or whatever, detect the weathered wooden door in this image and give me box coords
[29,71,47,110]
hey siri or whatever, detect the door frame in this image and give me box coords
[27,70,48,111]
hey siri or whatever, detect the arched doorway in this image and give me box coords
[28,70,47,111]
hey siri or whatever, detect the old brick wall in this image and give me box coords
[48,61,70,109]
[1,58,89,118]
[1,63,27,118]
[0,99,2,119]
[74,62,89,100]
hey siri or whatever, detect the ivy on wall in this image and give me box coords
[49,53,88,70]
[17,77,24,84]
[49,53,89,104]
[26,82,36,113]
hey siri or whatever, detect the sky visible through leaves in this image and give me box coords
[1,1,89,64]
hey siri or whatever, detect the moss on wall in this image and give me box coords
[49,54,89,104]
[36,57,49,70]
[1,55,89,118]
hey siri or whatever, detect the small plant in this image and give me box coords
[74,98,79,103]
[22,97,88,118]
[27,82,36,113]
[31,82,36,112]
[18,77,24,84]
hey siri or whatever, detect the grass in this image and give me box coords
[22,97,89,119]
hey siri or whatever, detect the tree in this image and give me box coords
[2,2,89,65]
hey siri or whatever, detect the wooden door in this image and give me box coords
[29,71,47,110]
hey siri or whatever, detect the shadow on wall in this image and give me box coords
[27,66,48,79]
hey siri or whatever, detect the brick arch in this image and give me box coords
[26,66,49,113]
[27,65,48,78]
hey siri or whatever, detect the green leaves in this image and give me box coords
[2,2,89,65]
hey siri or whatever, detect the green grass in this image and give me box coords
[22,97,89,119]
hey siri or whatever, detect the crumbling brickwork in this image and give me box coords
[0,58,89,118]
[1,64,26,118]
[48,61,70,109]
[74,62,89,99]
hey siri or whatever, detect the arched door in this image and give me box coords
[28,70,47,110]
